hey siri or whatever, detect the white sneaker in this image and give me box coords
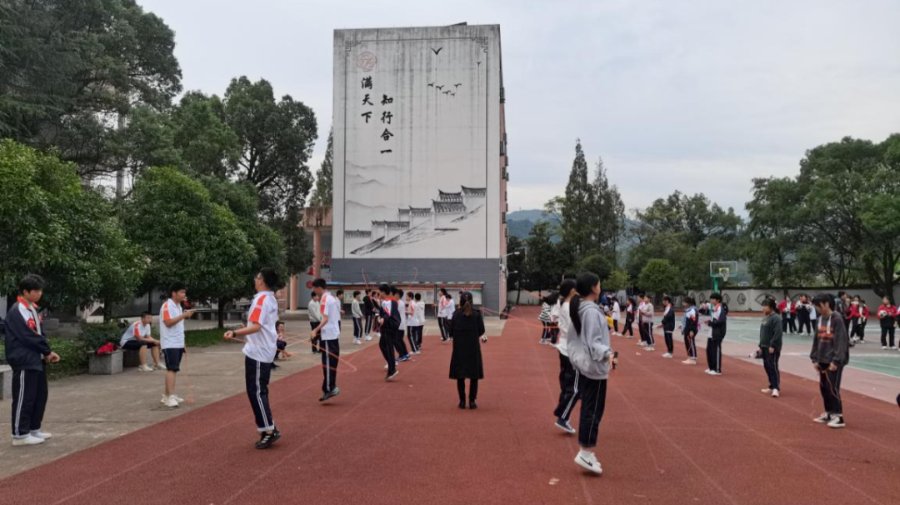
[882,346,889,350]
[827,416,845,429]
[375,333,381,338]
[771,389,780,398]
[574,451,603,475]
[365,336,373,341]
[156,363,166,370]
[662,353,673,358]
[138,364,154,372]
[173,395,184,403]
[761,388,772,394]
[164,395,180,408]
[681,358,697,365]
[30,430,52,439]
[645,346,655,351]
[11,435,45,447]
[707,371,721,376]
[637,341,647,347]
[813,412,831,424]
[160,394,168,404]
[354,339,361,345]
[704,369,712,374]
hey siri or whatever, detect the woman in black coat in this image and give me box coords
[449,291,487,409]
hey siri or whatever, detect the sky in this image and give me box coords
[140,0,900,216]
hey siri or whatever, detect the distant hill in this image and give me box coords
[507,209,560,240]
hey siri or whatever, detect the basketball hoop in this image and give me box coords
[718,267,730,283]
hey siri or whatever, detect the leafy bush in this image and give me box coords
[79,321,127,353]
[46,337,89,380]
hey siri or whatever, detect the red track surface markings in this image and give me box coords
[1,307,898,505]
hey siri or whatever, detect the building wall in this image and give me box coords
[332,24,505,311]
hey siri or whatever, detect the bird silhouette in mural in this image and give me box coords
[435,85,444,91]
[454,83,463,88]
[431,47,443,55]
[427,82,435,87]
[443,90,451,95]
[449,92,456,97]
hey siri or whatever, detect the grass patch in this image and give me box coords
[185,327,232,348]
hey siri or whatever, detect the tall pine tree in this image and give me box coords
[558,139,594,257]
[589,156,625,255]
[310,129,333,207]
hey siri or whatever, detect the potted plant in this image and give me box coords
[81,322,124,375]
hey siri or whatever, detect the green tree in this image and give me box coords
[123,167,256,327]
[549,139,593,257]
[638,259,680,295]
[0,0,182,177]
[604,269,630,292]
[589,157,625,254]
[577,253,614,281]
[171,92,239,178]
[223,77,318,220]
[524,222,559,294]
[0,140,143,311]
[310,129,333,207]
[506,235,526,304]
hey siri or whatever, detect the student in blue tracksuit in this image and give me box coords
[376,284,401,380]
[5,275,61,447]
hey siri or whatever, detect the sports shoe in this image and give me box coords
[813,412,831,424]
[707,370,721,376]
[138,364,154,372]
[255,429,281,449]
[555,418,576,434]
[827,416,845,429]
[771,389,780,398]
[761,388,772,394]
[160,394,168,404]
[662,353,673,358]
[682,358,697,365]
[385,370,399,381]
[319,387,341,402]
[30,430,52,439]
[164,395,179,408]
[468,401,478,410]
[11,435,45,447]
[882,346,889,350]
[354,339,361,345]
[155,363,166,370]
[574,451,603,475]
[173,395,184,403]
[375,332,381,338]
[637,341,647,347]
[398,355,411,362]
[365,336,373,341]
[645,346,655,351]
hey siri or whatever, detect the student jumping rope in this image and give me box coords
[224,268,282,449]
[6,274,61,447]
[758,298,783,398]
[810,293,850,428]
[567,272,617,476]
[310,278,341,402]
[376,284,401,380]
[393,287,411,361]
[552,279,579,434]
[448,291,486,409]
[160,283,196,408]
[659,295,675,358]
[681,296,699,365]
[705,293,727,375]
[308,292,322,353]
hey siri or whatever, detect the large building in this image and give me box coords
[330,24,509,312]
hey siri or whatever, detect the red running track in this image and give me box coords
[1,307,899,505]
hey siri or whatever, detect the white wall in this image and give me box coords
[332,25,502,260]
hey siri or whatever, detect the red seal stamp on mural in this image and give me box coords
[357,51,377,72]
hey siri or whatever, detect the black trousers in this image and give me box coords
[457,378,478,402]
[818,363,843,415]
[393,328,409,357]
[706,336,723,372]
[364,313,374,334]
[438,317,449,341]
[788,315,797,333]
[319,339,340,393]
[553,353,579,421]
[797,313,812,335]
[638,320,646,342]
[663,330,674,354]
[352,317,362,340]
[684,331,697,358]
[407,326,422,352]
[643,323,655,346]
[411,325,423,349]
[613,320,619,333]
[782,315,790,333]
[244,357,275,432]
[881,325,896,347]
[310,321,320,353]
[11,368,48,437]
[540,321,550,341]
[576,373,607,448]
[379,331,396,374]
[623,318,634,336]
[761,346,781,390]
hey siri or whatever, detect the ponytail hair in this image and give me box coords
[460,291,474,316]
[569,272,600,336]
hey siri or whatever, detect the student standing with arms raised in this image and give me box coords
[224,268,282,448]
[567,272,616,475]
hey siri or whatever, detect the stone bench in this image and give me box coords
[0,364,11,400]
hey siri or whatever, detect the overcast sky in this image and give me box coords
[141,0,900,216]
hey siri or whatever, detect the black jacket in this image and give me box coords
[661,307,675,331]
[709,304,728,339]
[4,302,52,371]
[376,299,401,333]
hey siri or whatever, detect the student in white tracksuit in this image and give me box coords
[567,272,616,476]
[552,279,579,434]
